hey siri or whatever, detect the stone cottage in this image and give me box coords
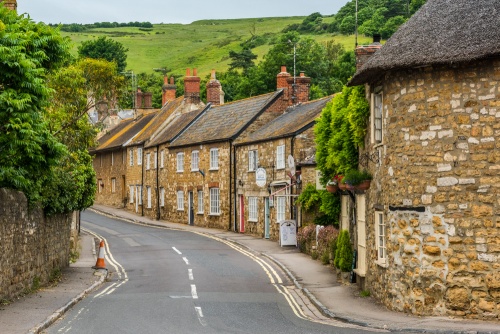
[233,95,332,240]
[347,0,500,319]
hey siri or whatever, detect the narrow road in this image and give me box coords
[48,211,379,333]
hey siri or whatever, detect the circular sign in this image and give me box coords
[255,168,267,187]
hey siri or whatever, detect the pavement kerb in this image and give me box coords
[28,267,108,334]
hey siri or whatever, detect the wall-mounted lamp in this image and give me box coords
[238,180,244,187]
[198,169,205,178]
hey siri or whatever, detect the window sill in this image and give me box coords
[209,213,220,216]
[375,259,388,268]
[177,171,184,173]
[177,209,184,211]
[248,219,258,223]
[209,168,219,171]
[191,169,199,172]
[373,142,384,149]
[197,212,204,215]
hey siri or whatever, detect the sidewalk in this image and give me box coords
[0,232,106,334]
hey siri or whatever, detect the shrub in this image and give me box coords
[334,230,353,272]
[317,226,339,259]
[296,225,316,253]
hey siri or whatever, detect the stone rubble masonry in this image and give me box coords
[93,149,127,208]
[0,188,71,301]
[360,58,500,320]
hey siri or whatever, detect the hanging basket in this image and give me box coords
[338,183,348,191]
[326,184,338,193]
[355,180,371,191]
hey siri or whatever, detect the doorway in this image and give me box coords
[188,191,194,226]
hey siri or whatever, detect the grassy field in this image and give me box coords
[61,16,372,78]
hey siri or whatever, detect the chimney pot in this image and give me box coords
[193,68,198,76]
[170,77,174,85]
[300,71,305,77]
[281,65,287,73]
[186,68,191,76]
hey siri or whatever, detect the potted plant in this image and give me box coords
[325,175,342,193]
[342,169,372,191]
[356,170,373,190]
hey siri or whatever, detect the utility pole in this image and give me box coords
[121,70,137,116]
[355,0,358,48]
[288,40,297,103]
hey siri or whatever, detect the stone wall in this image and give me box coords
[0,188,71,301]
[360,59,500,320]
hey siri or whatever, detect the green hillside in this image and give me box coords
[61,16,372,78]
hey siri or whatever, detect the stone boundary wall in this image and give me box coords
[0,188,71,301]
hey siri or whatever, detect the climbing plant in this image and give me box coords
[315,84,369,183]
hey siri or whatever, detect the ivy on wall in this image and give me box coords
[314,85,369,184]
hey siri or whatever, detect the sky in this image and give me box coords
[17,0,347,25]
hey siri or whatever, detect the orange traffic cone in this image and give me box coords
[93,240,106,269]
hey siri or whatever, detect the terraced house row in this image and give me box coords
[92,67,332,240]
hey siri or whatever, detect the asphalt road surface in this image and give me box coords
[47,211,385,334]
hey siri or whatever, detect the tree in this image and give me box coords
[78,36,128,72]
[228,48,257,74]
[0,6,70,207]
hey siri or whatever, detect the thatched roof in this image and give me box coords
[349,0,500,86]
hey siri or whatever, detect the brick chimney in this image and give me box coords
[135,88,143,109]
[143,92,152,109]
[355,34,382,71]
[184,68,200,104]
[286,71,310,105]
[4,0,17,11]
[206,69,224,106]
[162,76,176,105]
[277,66,291,90]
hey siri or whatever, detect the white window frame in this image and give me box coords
[111,178,116,193]
[210,148,219,170]
[98,179,103,193]
[111,152,114,166]
[177,190,184,210]
[276,145,285,169]
[248,197,258,222]
[159,187,165,207]
[137,185,143,205]
[209,188,220,215]
[129,149,134,166]
[137,148,143,165]
[154,151,157,169]
[147,186,152,208]
[191,150,199,171]
[177,152,184,172]
[129,185,134,203]
[146,153,151,170]
[371,91,383,144]
[248,150,258,172]
[160,150,165,168]
[197,190,203,214]
[276,196,286,222]
[375,211,387,267]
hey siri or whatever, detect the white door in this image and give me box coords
[356,195,366,277]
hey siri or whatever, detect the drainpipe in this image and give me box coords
[141,147,144,217]
[156,145,160,220]
[229,141,238,232]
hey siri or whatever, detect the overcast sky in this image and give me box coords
[17,1,346,24]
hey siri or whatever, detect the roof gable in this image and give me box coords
[349,0,500,86]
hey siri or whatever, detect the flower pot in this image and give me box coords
[338,183,348,191]
[355,180,371,190]
[326,185,338,193]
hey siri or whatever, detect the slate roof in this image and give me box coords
[92,112,157,152]
[234,96,332,146]
[170,90,283,148]
[349,0,500,86]
[145,105,208,148]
